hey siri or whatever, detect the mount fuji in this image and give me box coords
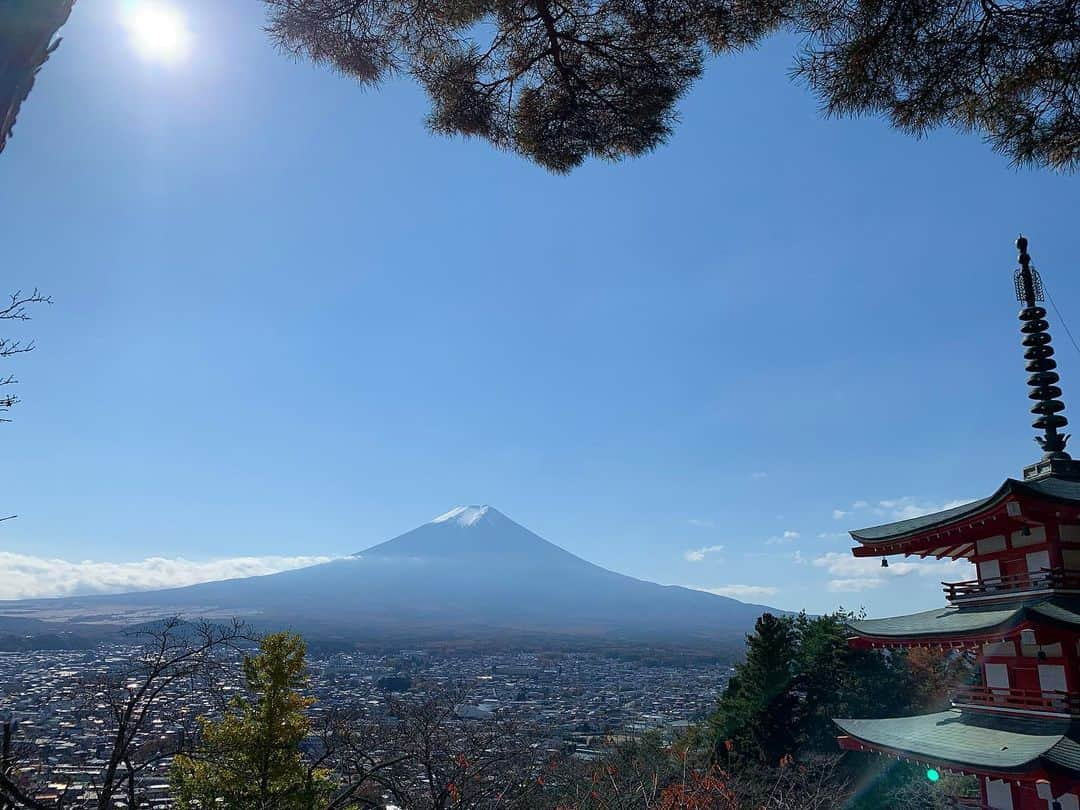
[1,506,775,645]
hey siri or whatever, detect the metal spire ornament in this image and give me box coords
[1016,236,1078,480]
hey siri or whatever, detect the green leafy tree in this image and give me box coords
[171,632,335,810]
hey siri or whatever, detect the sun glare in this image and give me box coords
[123,2,191,64]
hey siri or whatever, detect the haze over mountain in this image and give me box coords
[0,507,774,644]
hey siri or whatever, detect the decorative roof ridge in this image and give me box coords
[836,709,1073,735]
[1015,236,1071,462]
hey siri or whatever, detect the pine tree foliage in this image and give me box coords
[264,0,1080,171]
[263,0,785,172]
[171,632,335,810]
[711,612,800,764]
[710,611,969,770]
[5,1,1077,171]
[794,0,1080,171]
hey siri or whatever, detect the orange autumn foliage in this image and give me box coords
[657,767,739,809]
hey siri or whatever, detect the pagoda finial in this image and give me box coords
[1015,235,1071,462]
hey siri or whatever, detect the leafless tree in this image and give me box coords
[324,686,549,809]
[307,711,411,809]
[0,718,65,810]
[0,617,252,810]
[730,753,850,809]
[169,677,545,809]
[530,736,849,809]
[0,288,51,426]
[316,690,850,810]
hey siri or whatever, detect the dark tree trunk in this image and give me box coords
[1,721,11,810]
[0,0,75,154]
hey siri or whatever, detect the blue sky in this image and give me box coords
[1,0,1078,617]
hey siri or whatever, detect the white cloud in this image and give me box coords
[827,578,884,593]
[876,497,971,520]
[812,552,879,577]
[836,496,972,524]
[766,530,801,545]
[702,584,778,600]
[817,532,848,541]
[684,544,725,562]
[0,552,336,601]
[812,551,974,594]
[687,518,716,528]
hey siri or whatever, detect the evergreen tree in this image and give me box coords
[711,612,800,765]
[790,610,914,753]
[8,1,1080,172]
[708,610,977,808]
[171,632,334,810]
[266,0,1080,172]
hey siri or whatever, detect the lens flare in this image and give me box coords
[926,768,940,782]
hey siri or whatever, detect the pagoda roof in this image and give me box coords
[848,597,1080,644]
[851,475,1080,545]
[835,710,1080,774]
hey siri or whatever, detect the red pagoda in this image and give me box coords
[833,237,1080,810]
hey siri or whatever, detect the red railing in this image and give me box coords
[952,685,1080,715]
[942,568,1080,601]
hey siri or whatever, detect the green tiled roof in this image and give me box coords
[1048,736,1080,772]
[849,597,1080,640]
[1026,476,1080,503]
[850,604,1021,639]
[835,710,1080,773]
[851,496,998,542]
[1031,600,1080,627]
[851,475,1080,544]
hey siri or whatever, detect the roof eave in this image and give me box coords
[849,481,1018,548]
[835,729,1052,778]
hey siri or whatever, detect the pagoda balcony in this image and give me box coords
[951,685,1080,717]
[942,568,1080,602]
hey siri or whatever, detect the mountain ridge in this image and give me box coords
[0,506,776,646]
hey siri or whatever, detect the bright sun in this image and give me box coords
[123,2,191,64]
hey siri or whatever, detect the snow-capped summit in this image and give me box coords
[2,506,778,646]
[431,505,493,527]
[363,504,558,559]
